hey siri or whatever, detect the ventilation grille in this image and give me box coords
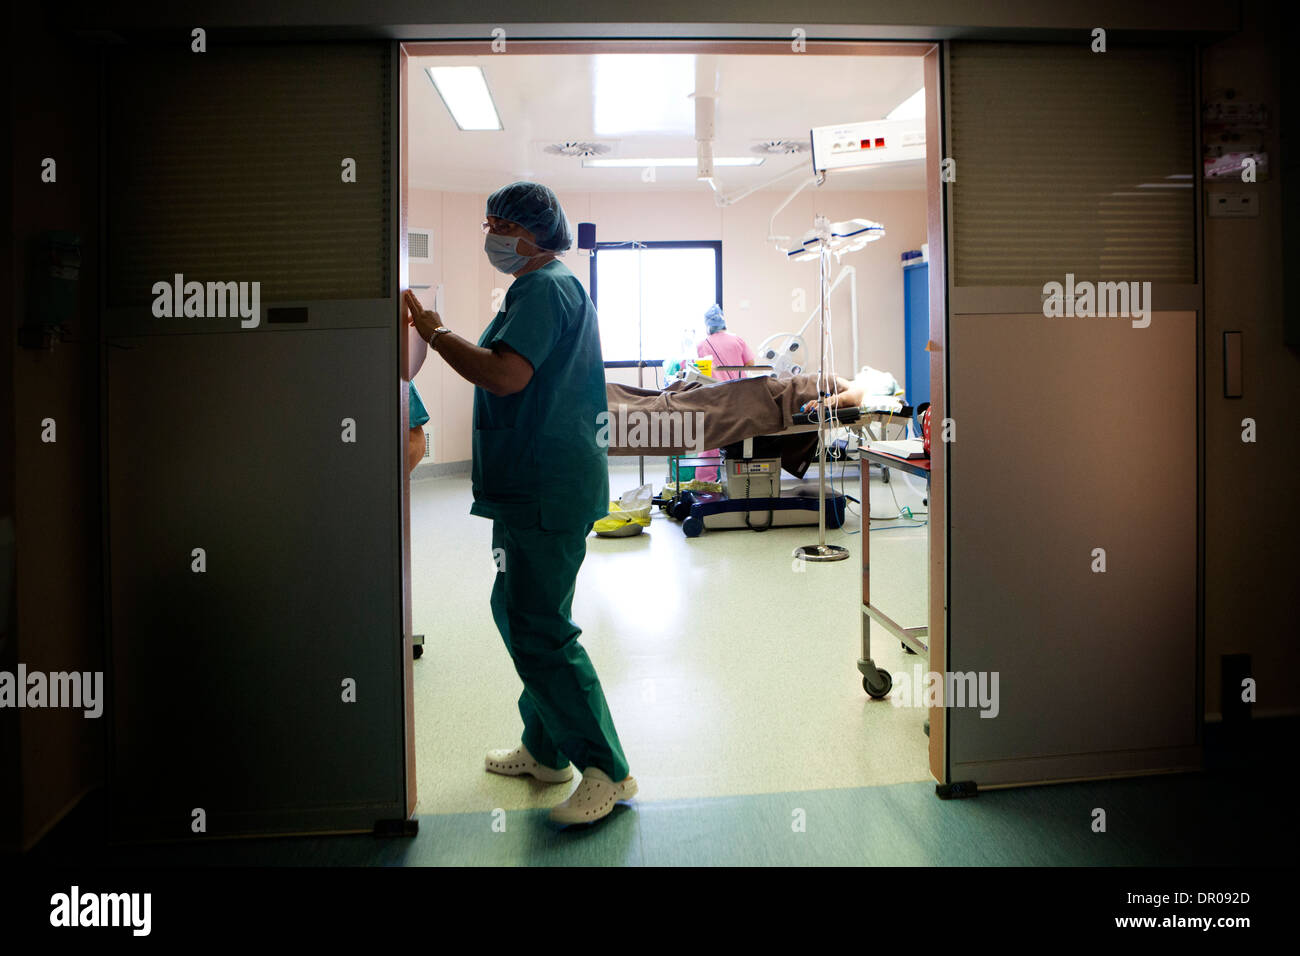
[408,230,430,261]
[544,141,613,157]
[751,140,807,155]
[948,43,1195,286]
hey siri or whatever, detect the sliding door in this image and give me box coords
[103,41,413,838]
[938,42,1201,786]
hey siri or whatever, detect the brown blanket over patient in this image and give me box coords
[604,373,827,475]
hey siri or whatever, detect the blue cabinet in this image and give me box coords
[903,261,930,410]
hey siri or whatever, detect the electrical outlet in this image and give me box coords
[1208,191,1259,218]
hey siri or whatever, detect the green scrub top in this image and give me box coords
[470,259,609,530]
[409,382,430,429]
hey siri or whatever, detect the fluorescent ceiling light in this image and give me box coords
[583,157,765,168]
[594,55,695,136]
[886,88,926,121]
[426,66,501,130]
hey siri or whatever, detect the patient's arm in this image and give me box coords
[800,376,864,412]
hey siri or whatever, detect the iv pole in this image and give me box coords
[793,214,850,564]
[762,151,883,564]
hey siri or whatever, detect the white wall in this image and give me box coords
[410,186,927,462]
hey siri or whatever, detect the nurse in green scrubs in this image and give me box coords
[402,181,635,826]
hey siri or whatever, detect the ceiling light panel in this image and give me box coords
[426,66,502,130]
[593,55,696,136]
[582,156,765,168]
[885,87,926,122]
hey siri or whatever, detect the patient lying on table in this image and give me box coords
[799,366,906,414]
[605,372,817,457]
[604,368,905,477]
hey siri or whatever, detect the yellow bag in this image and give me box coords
[594,484,653,538]
[594,508,650,537]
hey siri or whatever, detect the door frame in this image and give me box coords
[398,36,952,786]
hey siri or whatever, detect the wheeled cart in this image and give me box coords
[855,446,931,698]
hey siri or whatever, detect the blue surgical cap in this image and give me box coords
[485,181,573,253]
[704,304,725,333]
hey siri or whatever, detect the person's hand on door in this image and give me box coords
[403,289,442,343]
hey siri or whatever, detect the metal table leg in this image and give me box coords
[858,460,893,698]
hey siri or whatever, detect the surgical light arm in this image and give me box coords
[766,170,824,253]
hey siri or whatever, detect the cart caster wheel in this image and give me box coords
[413,645,423,659]
[683,515,703,538]
[862,669,892,699]
[901,642,917,654]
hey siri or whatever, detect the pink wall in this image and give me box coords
[410,186,927,463]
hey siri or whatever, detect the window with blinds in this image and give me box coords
[106,43,390,307]
[948,43,1196,286]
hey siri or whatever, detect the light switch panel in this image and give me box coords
[1208,192,1259,218]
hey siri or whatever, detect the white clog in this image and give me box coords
[484,744,574,783]
[548,768,638,826]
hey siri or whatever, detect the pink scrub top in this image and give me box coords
[697,331,754,382]
[694,330,754,481]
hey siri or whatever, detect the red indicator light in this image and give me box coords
[860,139,870,148]
[875,137,885,147]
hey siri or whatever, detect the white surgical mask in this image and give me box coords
[484,233,535,274]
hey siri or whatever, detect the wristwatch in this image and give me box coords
[425,326,451,348]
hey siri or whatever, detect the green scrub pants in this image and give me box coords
[489,520,630,781]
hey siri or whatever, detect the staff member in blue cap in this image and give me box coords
[403,181,634,826]
[693,304,754,481]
